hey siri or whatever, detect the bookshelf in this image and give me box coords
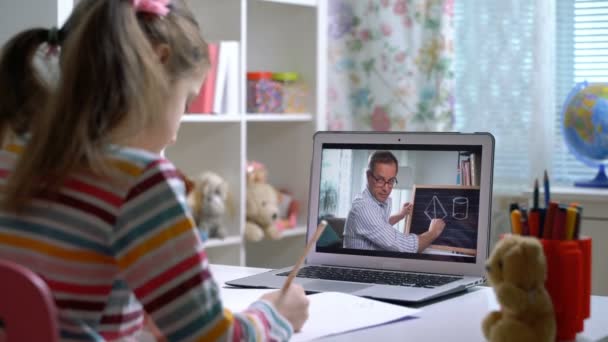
[168,0,327,267]
[4,0,327,268]
[457,151,481,187]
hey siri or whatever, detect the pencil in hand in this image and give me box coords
[280,220,328,296]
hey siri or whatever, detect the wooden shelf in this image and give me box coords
[205,235,242,248]
[182,114,241,123]
[281,226,307,238]
[256,0,317,7]
[245,113,313,122]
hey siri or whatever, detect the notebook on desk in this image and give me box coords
[227,132,495,303]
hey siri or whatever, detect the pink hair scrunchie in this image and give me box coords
[131,0,170,16]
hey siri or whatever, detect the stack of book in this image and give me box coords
[457,151,481,186]
[188,41,240,115]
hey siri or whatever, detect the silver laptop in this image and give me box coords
[227,132,494,303]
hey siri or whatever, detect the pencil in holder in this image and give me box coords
[540,237,591,341]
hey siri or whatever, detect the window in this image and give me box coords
[554,0,608,183]
[453,1,537,191]
[454,0,606,190]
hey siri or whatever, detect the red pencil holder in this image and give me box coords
[541,237,591,341]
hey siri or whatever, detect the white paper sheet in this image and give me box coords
[220,287,420,341]
[292,292,420,341]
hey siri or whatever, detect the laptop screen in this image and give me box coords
[315,143,484,264]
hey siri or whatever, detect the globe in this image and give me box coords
[562,81,608,188]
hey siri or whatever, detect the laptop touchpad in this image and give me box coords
[303,280,371,293]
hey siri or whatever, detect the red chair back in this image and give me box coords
[0,259,59,342]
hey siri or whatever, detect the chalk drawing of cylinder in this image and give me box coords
[452,197,469,220]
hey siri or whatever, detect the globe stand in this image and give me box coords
[574,164,608,188]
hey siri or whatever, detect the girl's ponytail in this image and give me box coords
[0,28,57,143]
[3,0,208,212]
[0,0,93,145]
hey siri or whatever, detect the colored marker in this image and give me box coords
[522,219,529,236]
[565,207,578,240]
[538,208,546,238]
[543,201,558,239]
[528,209,540,238]
[520,207,529,236]
[511,209,523,235]
[552,206,567,240]
[533,178,539,210]
[573,206,583,240]
[544,170,550,208]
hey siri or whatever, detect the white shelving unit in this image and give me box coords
[181,115,241,123]
[245,113,313,122]
[281,226,308,238]
[4,0,327,268]
[166,0,327,267]
[262,0,318,7]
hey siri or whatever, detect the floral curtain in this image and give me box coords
[327,0,454,131]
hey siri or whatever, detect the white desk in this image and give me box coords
[211,264,608,342]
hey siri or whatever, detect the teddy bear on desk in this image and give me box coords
[482,235,556,342]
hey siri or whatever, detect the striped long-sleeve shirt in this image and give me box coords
[342,188,418,253]
[0,143,292,341]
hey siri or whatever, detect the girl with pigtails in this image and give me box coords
[0,1,308,340]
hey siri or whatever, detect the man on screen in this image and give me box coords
[343,151,445,253]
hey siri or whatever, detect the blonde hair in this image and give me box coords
[4,0,209,212]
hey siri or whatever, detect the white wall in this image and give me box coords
[409,151,458,185]
[0,0,73,46]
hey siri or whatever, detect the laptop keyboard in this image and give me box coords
[276,265,462,288]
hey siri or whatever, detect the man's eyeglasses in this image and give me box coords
[369,173,398,188]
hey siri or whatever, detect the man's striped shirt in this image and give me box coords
[343,188,418,253]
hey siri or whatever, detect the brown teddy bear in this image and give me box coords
[245,182,281,242]
[482,235,556,342]
[247,160,300,233]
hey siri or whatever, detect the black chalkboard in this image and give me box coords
[405,185,480,256]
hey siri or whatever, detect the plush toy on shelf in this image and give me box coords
[247,160,299,234]
[245,182,282,242]
[187,171,232,239]
[482,235,556,342]
[246,160,268,184]
[245,161,283,241]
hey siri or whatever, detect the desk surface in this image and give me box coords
[211,264,608,342]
